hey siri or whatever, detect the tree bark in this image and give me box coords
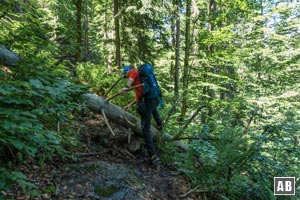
[75,0,82,63]
[82,93,188,150]
[180,0,191,121]
[202,0,216,124]
[114,0,121,68]
[0,46,20,67]
[171,0,176,48]
[174,0,181,97]
[82,0,89,62]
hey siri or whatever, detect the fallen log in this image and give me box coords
[82,93,188,150]
[0,46,20,66]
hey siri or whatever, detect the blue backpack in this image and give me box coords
[138,63,160,100]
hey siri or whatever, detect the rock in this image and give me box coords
[128,138,142,152]
[55,161,145,199]
[42,193,50,199]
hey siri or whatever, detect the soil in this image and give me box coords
[3,113,199,200]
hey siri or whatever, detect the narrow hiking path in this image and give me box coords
[4,113,199,200]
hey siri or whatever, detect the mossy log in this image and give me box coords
[82,93,188,150]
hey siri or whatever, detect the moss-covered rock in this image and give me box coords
[94,184,119,197]
[43,184,55,194]
[57,161,144,199]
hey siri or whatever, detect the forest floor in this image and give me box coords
[4,113,199,200]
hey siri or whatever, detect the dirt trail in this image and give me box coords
[50,150,192,199]
[66,113,195,199]
[4,113,197,200]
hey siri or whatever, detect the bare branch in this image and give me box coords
[101,108,116,136]
[180,185,208,198]
[174,105,205,139]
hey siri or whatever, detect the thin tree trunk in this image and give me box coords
[75,0,82,63]
[208,0,216,116]
[180,0,191,121]
[171,0,176,48]
[114,0,121,68]
[202,0,216,123]
[83,0,89,61]
[104,2,109,67]
[174,0,181,97]
[176,105,205,139]
[208,0,216,52]
[169,0,176,85]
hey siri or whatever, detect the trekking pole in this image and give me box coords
[104,76,123,98]
[106,84,144,102]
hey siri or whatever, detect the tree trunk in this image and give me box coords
[207,0,216,117]
[82,0,89,62]
[202,0,216,124]
[174,0,181,97]
[104,2,109,68]
[171,0,176,48]
[82,93,188,150]
[180,0,191,121]
[114,0,121,68]
[76,0,82,63]
[0,46,20,67]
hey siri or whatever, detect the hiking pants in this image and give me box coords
[138,97,162,156]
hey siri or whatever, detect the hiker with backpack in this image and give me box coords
[119,64,163,163]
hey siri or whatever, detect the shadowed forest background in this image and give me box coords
[1,0,300,199]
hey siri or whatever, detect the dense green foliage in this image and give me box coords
[1,0,300,199]
[0,1,87,196]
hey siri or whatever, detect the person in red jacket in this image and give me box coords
[119,65,162,163]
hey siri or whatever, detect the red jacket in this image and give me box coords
[126,69,143,101]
